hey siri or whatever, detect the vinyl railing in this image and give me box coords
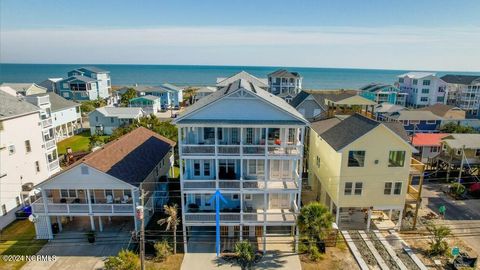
[31,199,134,214]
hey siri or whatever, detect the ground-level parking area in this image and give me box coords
[23,216,133,270]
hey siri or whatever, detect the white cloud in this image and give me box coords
[1,26,479,70]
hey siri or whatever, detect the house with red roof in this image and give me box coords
[411,133,449,164]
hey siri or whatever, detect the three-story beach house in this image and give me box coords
[56,67,111,101]
[267,69,303,102]
[441,75,480,118]
[30,127,175,239]
[174,79,309,253]
[397,72,447,107]
[0,91,59,230]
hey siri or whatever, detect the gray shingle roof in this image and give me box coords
[161,83,183,92]
[62,75,97,83]
[216,71,268,88]
[441,74,480,85]
[414,104,463,118]
[442,134,480,149]
[289,91,311,108]
[0,83,47,94]
[268,69,301,78]
[95,107,144,119]
[313,114,409,151]
[387,110,442,121]
[0,91,40,120]
[30,92,79,112]
[78,66,109,73]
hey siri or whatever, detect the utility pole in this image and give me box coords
[137,188,148,270]
[457,145,466,183]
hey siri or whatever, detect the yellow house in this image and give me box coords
[307,113,417,230]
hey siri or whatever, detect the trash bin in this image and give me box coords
[52,223,59,234]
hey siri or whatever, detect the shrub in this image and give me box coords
[427,223,451,256]
[104,249,140,270]
[154,240,172,262]
[234,240,256,270]
[309,245,323,262]
[450,183,466,197]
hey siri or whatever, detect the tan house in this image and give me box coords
[435,134,480,181]
[31,127,175,239]
[415,103,466,120]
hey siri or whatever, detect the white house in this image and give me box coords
[441,74,480,118]
[397,72,447,107]
[88,107,144,135]
[174,78,309,253]
[0,91,59,230]
[30,127,176,239]
[0,83,48,96]
[267,69,303,102]
[216,71,268,89]
[193,86,217,102]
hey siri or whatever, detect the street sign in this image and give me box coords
[208,189,227,257]
[452,246,460,256]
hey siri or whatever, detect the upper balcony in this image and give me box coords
[179,127,302,157]
[41,118,53,129]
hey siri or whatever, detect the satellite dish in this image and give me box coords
[28,214,37,223]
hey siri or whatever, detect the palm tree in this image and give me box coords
[157,204,180,254]
[234,240,256,270]
[297,202,334,253]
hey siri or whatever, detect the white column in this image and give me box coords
[366,208,372,232]
[56,216,62,232]
[86,189,93,213]
[240,225,243,241]
[90,216,95,231]
[41,189,53,239]
[178,127,188,253]
[98,216,103,232]
[335,208,340,226]
[397,209,403,231]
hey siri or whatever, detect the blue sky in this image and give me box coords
[1,0,480,70]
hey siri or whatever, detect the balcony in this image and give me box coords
[181,144,301,157]
[41,118,53,128]
[184,209,297,225]
[181,145,215,156]
[48,160,60,171]
[31,198,134,215]
[45,139,56,150]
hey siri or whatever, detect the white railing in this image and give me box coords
[218,145,240,155]
[181,144,301,157]
[182,145,215,155]
[243,145,266,155]
[41,118,53,128]
[32,198,134,214]
[48,160,60,171]
[184,210,297,224]
[183,178,299,190]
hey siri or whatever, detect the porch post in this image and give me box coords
[86,189,93,213]
[132,188,138,232]
[98,216,103,232]
[89,216,95,231]
[56,216,62,232]
[335,207,340,226]
[397,209,403,231]
[366,208,372,232]
[41,189,53,239]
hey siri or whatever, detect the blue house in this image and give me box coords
[382,110,442,134]
[359,83,407,106]
[56,67,111,101]
[118,83,184,109]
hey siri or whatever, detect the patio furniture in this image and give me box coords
[114,197,121,203]
[60,198,67,203]
[106,195,113,204]
[73,198,81,204]
[121,195,129,204]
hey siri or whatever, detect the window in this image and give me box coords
[430,146,440,153]
[124,189,132,198]
[16,196,21,206]
[354,182,363,195]
[95,116,99,122]
[204,162,211,176]
[389,151,405,167]
[456,149,462,156]
[217,128,223,140]
[35,161,40,172]
[246,128,253,144]
[25,140,31,153]
[421,88,429,94]
[8,145,15,155]
[244,194,252,201]
[422,80,431,86]
[316,156,320,168]
[61,189,77,198]
[394,182,402,195]
[204,127,215,140]
[420,97,428,102]
[348,151,365,167]
[248,160,256,174]
[62,92,69,98]
[384,182,393,195]
[193,161,200,176]
[476,149,480,157]
[110,117,114,123]
[399,78,404,83]
[344,182,353,195]
[410,120,420,125]
[63,83,69,88]
[232,194,239,200]
[437,97,444,102]
[413,79,418,85]
[426,120,437,124]
[1,205,6,216]
[231,128,238,143]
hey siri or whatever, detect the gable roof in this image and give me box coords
[387,110,442,121]
[61,75,98,83]
[289,91,312,108]
[161,83,183,92]
[48,127,175,187]
[312,113,410,151]
[94,107,144,119]
[0,83,47,95]
[130,95,159,102]
[268,69,301,78]
[441,74,480,85]
[196,86,217,94]
[216,71,268,88]
[442,134,480,149]
[359,83,401,93]
[175,78,308,125]
[412,133,449,147]
[397,72,436,79]
[77,66,109,73]
[0,91,40,120]
[415,104,464,118]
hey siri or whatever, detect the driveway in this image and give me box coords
[22,232,130,270]
[421,183,480,255]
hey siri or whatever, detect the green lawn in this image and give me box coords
[56,131,108,155]
[0,220,47,270]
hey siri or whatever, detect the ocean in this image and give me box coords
[1,63,479,90]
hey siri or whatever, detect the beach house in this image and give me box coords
[119,83,184,110]
[0,91,60,230]
[267,69,303,102]
[307,114,420,230]
[129,95,161,115]
[411,133,449,164]
[414,104,466,120]
[0,83,48,96]
[56,67,111,101]
[30,127,175,239]
[397,72,447,108]
[359,83,407,106]
[441,74,480,118]
[193,86,217,102]
[88,107,144,135]
[174,79,308,253]
[382,110,443,134]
